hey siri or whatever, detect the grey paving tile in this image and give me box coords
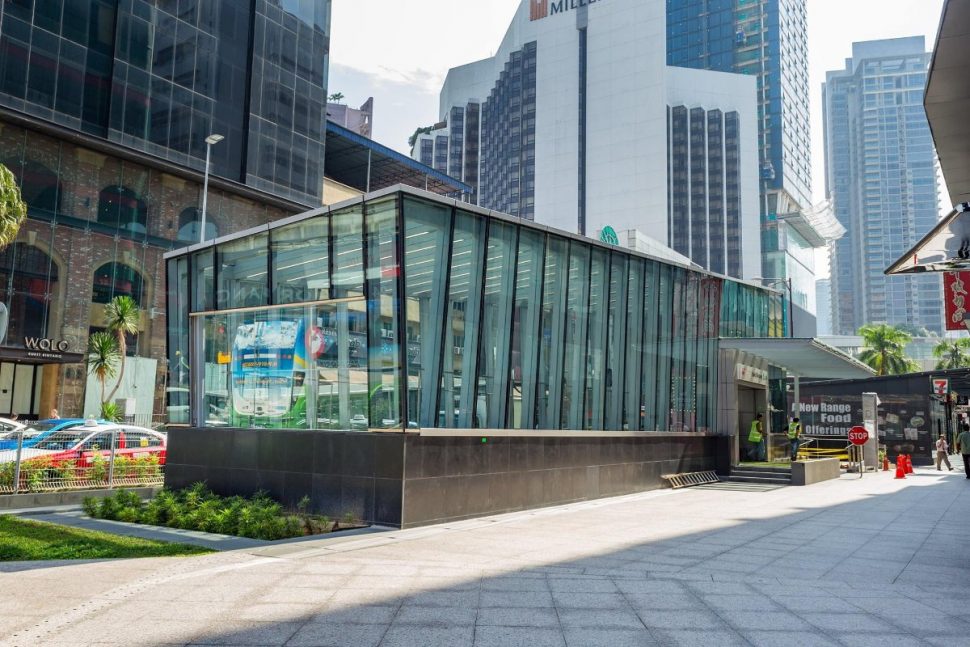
[548,578,620,593]
[404,590,480,608]
[717,610,812,631]
[698,594,776,611]
[379,625,474,647]
[286,623,387,647]
[311,605,399,625]
[480,591,555,608]
[563,628,660,647]
[191,620,304,645]
[773,594,860,613]
[740,630,841,647]
[557,609,645,629]
[635,609,726,630]
[392,606,477,626]
[482,577,551,592]
[476,607,560,628]
[552,592,629,609]
[651,629,750,647]
[625,593,700,611]
[801,612,897,632]
[473,626,566,647]
[837,633,929,647]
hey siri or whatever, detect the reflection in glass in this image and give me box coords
[536,236,567,429]
[508,229,544,429]
[332,205,364,298]
[271,215,329,304]
[217,234,269,310]
[624,259,644,431]
[192,249,215,312]
[440,212,485,428]
[584,249,609,431]
[605,254,628,431]
[365,200,401,429]
[475,221,517,428]
[561,242,590,430]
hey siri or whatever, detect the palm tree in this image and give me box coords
[103,296,140,401]
[0,163,26,250]
[933,338,970,370]
[858,324,915,376]
[328,92,345,104]
[87,332,120,406]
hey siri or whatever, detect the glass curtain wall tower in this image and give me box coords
[667,0,824,331]
[823,38,941,335]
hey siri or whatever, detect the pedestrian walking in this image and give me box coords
[747,413,765,462]
[936,433,954,471]
[788,417,802,462]
[957,423,970,479]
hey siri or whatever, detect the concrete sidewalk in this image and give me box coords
[3,466,969,647]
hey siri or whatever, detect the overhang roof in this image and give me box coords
[325,121,471,196]
[925,0,970,205]
[884,205,970,274]
[719,338,876,379]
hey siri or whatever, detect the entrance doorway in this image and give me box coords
[0,362,43,418]
[737,385,769,463]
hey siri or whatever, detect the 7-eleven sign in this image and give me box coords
[933,378,949,396]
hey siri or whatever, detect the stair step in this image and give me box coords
[731,470,790,478]
[726,475,791,485]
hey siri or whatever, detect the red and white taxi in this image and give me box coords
[0,423,167,465]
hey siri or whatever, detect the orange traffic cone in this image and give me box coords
[895,458,906,479]
[905,454,914,474]
[883,456,889,471]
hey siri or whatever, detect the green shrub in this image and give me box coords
[81,496,99,517]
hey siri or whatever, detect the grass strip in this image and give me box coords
[0,515,213,561]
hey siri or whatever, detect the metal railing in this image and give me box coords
[0,430,164,495]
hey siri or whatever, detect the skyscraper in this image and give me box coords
[0,0,331,418]
[823,37,941,335]
[667,0,834,334]
[412,0,763,280]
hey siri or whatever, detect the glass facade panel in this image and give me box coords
[364,199,401,429]
[475,221,517,428]
[584,248,609,431]
[402,198,452,428]
[271,216,329,305]
[171,191,785,432]
[440,211,486,428]
[331,205,364,298]
[217,234,269,310]
[561,243,590,430]
[508,229,545,429]
[536,236,567,430]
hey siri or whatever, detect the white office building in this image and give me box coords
[412,0,762,279]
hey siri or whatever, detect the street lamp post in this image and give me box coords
[199,134,224,244]
[754,276,794,338]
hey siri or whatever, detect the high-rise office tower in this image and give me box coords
[667,0,837,334]
[823,38,941,335]
[0,0,331,417]
[412,0,763,280]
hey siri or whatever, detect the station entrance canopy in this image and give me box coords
[885,205,970,275]
[719,338,875,380]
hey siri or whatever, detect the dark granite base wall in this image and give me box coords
[165,428,404,527]
[400,434,719,528]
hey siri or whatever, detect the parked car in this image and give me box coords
[0,418,106,451]
[0,424,167,465]
[0,417,24,433]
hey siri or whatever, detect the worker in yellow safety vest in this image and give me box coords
[788,417,802,462]
[747,413,765,462]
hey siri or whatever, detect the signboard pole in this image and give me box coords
[861,393,879,470]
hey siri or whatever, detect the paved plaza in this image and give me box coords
[2,466,970,647]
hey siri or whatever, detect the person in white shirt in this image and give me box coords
[936,433,954,471]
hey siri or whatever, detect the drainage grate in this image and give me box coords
[661,470,721,489]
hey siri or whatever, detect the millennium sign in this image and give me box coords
[530,0,605,21]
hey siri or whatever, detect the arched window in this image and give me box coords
[2,160,61,215]
[92,262,144,305]
[0,243,58,344]
[97,185,148,234]
[176,207,218,243]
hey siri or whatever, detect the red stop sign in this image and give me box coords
[848,426,869,446]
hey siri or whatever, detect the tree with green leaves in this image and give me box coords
[933,337,970,370]
[408,125,435,149]
[858,324,917,376]
[0,163,27,250]
[87,331,120,408]
[103,295,140,402]
[328,92,345,104]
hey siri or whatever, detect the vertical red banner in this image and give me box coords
[530,0,548,21]
[944,271,970,331]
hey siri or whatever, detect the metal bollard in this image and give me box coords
[107,429,117,488]
[12,430,23,495]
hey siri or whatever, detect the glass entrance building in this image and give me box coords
[165,186,784,526]
[167,186,782,434]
